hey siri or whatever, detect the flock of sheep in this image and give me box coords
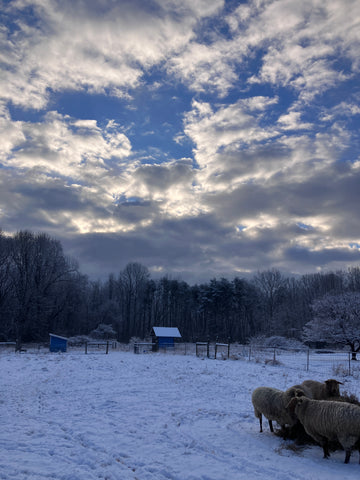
[252,379,360,464]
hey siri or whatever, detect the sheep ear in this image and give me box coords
[295,389,305,398]
[326,379,343,385]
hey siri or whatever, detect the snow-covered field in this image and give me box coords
[1,348,360,480]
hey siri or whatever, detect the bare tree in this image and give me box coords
[9,231,78,347]
[0,232,13,339]
[119,262,150,341]
[253,269,287,335]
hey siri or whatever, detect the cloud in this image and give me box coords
[1,0,360,282]
[0,108,137,234]
[168,0,360,104]
[1,110,132,178]
[183,98,280,176]
[0,0,224,109]
[243,0,360,97]
[277,111,312,130]
[168,40,239,97]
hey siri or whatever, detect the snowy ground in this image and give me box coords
[1,348,360,480]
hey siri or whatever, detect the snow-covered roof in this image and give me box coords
[152,327,181,338]
[49,333,68,341]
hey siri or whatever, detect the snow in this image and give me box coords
[1,348,360,480]
[152,327,181,338]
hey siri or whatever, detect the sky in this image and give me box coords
[1,0,360,284]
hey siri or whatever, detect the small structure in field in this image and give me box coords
[49,333,68,353]
[151,327,181,351]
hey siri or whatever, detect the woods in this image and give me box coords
[1,230,360,347]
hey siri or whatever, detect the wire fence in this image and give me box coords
[1,340,358,377]
[130,341,357,377]
[171,342,358,377]
[231,344,357,377]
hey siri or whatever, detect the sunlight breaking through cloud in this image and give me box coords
[0,0,360,281]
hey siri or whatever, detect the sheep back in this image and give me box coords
[291,396,360,457]
[252,386,297,429]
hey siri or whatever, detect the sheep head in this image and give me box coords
[286,390,305,413]
[325,379,343,397]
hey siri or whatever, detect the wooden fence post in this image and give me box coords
[306,349,310,371]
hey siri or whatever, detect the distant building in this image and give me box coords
[49,334,68,353]
[151,327,181,351]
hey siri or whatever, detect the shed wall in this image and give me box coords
[158,337,174,348]
[50,336,67,352]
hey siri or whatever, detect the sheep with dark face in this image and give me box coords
[300,379,343,400]
[288,394,360,464]
[251,386,303,433]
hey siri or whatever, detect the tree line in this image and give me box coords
[1,230,360,347]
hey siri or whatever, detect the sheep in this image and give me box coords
[287,383,313,399]
[286,379,342,401]
[251,386,304,433]
[299,379,343,400]
[287,394,360,463]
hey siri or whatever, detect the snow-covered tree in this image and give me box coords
[303,292,360,359]
[90,323,116,340]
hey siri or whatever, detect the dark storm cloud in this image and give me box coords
[283,246,360,266]
[133,160,194,191]
[61,213,233,282]
[61,214,318,282]
[0,171,113,234]
[113,199,161,225]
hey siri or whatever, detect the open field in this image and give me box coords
[1,349,360,480]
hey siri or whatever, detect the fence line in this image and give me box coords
[0,341,356,376]
[241,345,354,376]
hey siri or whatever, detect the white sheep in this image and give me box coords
[251,386,302,433]
[288,394,360,463]
[300,379,343,400]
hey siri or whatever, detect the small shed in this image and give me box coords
[49,333,68,353]
[151,327,181,351]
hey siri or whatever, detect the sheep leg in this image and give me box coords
[259,414,263,433]
[306,429,330,459]
[344,449,351,464]
[268,420,274,433]
[338,435,357,463]
[280,425,289,439]
[322,439,330,459]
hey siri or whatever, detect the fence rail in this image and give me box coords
[236,345,355,376]
[0,340,357,376]
[196,341,230,359]
[84,341,117,354]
